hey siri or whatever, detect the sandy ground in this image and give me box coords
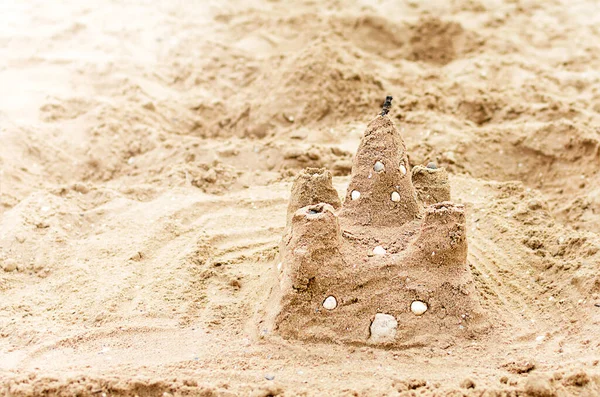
[1,0,600,395]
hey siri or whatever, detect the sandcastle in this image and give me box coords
[267,104,487,347]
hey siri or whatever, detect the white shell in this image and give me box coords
[369,313,398,343]
[277,262,282,272]
[351,190,361,200]
[373,245,386,255]
[323,296,337,310]
[400,164,407,175]
[391,192,400,202]
[2,259,17,272]
[374,161,385,172]
[411,300,428,316]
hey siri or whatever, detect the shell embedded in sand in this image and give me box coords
[2,259,17,272]
[277,262,282,272]
[391,191,400,202]
[373,245,386,255]
[369,313,398,343]
[373,161,385,172]
[400,164,407,175]
[323,296,337,310]
[411,300,428,315]
[351,190,361,200]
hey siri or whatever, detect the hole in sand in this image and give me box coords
[306,204,325,215]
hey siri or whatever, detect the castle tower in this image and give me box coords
[286,168,341,226]
[341,116,421,226]
[412,165,451,206]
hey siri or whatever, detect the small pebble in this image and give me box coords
[373,246,386,255]
[399,164,407,175]
[2,259,17,272]
[426,162,437,169]
[391,192,400,202]
[411,300,428,315]
[460,378,476,389]
[265,374,275,381]
[369,313,398,343]
[323,296,337,310]
[374,161,385,172]
[351,190,361,200]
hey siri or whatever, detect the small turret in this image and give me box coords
[286,168,341,226]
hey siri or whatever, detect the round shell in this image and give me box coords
[323,296,337,310]
[411,300,428,315]
[373,246,386,255]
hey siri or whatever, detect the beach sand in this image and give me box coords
[1,0,599,395]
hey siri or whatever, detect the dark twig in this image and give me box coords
[381,95,393,116]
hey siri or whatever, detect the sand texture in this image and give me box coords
[1,0,600,396]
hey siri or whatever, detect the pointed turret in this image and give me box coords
[341,116,421,226]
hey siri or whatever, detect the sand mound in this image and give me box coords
[407,16,481,65]
[218,37,385,139]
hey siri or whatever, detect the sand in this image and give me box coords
[1,0,600,396]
